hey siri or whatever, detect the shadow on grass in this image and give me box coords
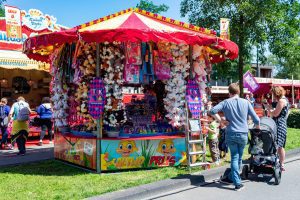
[0,160,87,176]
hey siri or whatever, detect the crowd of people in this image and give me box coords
[0,96,53,156]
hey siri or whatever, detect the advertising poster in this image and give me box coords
[243,70,260,93]
[4,5,22,40]
[101,137,186,171]
[54,133,97,170]
[220,18,230,40]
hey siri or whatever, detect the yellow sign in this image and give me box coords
[5,5,22,40]
[220,18,230,40]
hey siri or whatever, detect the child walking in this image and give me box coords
[207,120,220,165]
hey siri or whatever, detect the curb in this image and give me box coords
[88,148,300,200]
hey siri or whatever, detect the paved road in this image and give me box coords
[0,144,54,167]
[148,159,300,200]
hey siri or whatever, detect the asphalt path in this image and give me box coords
[148,159,300,200]
[0,144,54,167]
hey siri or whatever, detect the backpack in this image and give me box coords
[0,106,6,120]
[16,102,30,121]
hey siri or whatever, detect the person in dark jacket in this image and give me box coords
[37,97,53,146]
[0,98,10,149]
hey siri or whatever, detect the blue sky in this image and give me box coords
[5,0,187,27]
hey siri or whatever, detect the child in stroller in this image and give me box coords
[241,117,282,185]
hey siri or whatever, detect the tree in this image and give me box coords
[275,37,300,80]
[137,0,169,14]
[0,0,6,17]
[181,0,300,96]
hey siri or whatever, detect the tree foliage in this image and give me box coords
[0,0,6,17]
[137,0,169,14]
[275,37,300,80]
[181,0,300,95]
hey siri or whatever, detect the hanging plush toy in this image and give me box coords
[164,43,190,127]
[100,42,127,128]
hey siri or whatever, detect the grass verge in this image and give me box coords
[0,128,299,200]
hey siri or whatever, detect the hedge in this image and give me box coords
[287,109,300,129]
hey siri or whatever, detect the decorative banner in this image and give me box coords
[101,137,186,171]
[186,80,202,119]
[4,5,22,40]
[220,18,230,40]
[243,71,260,93]
[88,78,106,119]
[21,9,60,32]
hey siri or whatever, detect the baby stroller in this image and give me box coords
[241,117,282,185]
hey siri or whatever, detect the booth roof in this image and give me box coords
[23,8,238,63]
[0,50,49,71]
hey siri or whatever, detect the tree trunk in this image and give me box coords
[238,15,244,97]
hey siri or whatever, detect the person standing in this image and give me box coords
[249,93,255,108]
[36,97,53,146]
[8,96,31,155]
[266,86,289,171]
[206,119,220,165]
[0,98,10,149]
[210,83,260,191]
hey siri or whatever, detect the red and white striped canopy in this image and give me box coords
[23,8,238,63]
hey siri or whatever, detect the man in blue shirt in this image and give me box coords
[210,83,260,191]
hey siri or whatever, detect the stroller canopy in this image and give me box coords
[260,117,277,137]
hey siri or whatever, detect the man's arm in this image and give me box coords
[248,101,260,128]
[210,101,224,123]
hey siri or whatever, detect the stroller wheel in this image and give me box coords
[274,164,282,185]
[241,165,249,180]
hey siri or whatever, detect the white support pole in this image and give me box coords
[292,75,295,105]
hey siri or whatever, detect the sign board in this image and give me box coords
[4,5,22,41]
[243,71,260,93]
[189,119,201,132]
[21,9,60,32]
[100,137,186,171]
[220,18,230,40]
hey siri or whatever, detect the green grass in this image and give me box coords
[0,128,299,200]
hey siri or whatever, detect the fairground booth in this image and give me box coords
[254,77,300,106]
[24,8,238,172]
[0,6,66,140]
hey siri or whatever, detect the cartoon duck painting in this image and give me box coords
[116,140,138,157]
[157,139,176,156]
[101,152,116,170]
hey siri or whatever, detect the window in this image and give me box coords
[12,76,31,94]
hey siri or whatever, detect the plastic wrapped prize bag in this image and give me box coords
[124,64,140,84]
[125,42,142,65]
[153,50,171,80]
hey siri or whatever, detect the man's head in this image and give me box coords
[17,96,25,102]
[228,83,240,96]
